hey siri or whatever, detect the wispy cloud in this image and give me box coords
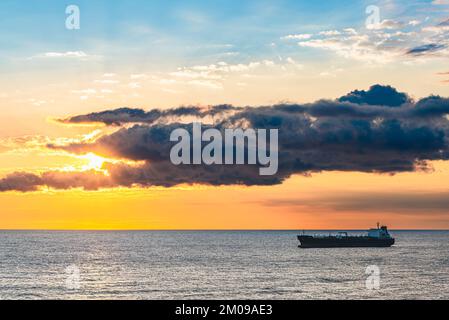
[367,19,404,30]
[283,15,449,63]
[28,51,101,61]
[263,191,449,214]
[281,34,312,40]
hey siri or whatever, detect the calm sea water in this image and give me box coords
[0,230,448,300]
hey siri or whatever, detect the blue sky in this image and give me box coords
[1,0,446,70]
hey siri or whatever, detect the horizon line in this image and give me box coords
[0,228,448,232]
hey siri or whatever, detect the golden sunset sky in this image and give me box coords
[1,0,449,229]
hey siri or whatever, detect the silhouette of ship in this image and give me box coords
[297,224,395,248]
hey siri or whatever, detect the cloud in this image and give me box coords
[439,18,449,26]
[367,19,404,30]
[170,60,275,81]
[59,105,236,126]
[338,85,410,107]
[297,33,404,63]
[287,15,449,63]
[131,60,282,91]
[264,191,449,214]
[422,21,449,34]
[281,34,313,40]
[94,79,120,85]
[409,20,421,27]
[406,43,447,56]
[28,51,100,61]
[0,172,44,192]
[2,85,449,192]
[319,30,341,36]
[0,170,113,192]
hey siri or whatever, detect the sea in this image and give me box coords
[0,230,447,300]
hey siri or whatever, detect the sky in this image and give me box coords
[1,0,449,229]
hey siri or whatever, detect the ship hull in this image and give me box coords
[297,235,395,248]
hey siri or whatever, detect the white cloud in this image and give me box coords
[298,34,401,63]
[291,16,449,64]
[29,51,100,60]
[367,19,404,30]
[140,60,283,91]
[281,34,313,40]
[94,79,120,85]
[170,60,275,81]
[343,28,358,35]
[422,19,449,33]
[319,30,341,36]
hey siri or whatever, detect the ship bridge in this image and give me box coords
[368,226,392,239]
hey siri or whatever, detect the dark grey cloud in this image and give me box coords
[59,86,449,124]
[338,84,410,107]
[411,95,449,118]
[438,18,449,27]
[62,107,159,125]
[0,172,43,192]
[0,170,113,192]
[60,105,240,126]
[406,43,446,56]
[2,84,449,192]
[0,160,281,192]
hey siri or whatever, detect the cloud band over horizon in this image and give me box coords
[1,85,449,192]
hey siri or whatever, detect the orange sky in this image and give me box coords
[1,80,449,230]
[1,154,449,230]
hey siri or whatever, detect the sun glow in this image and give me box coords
[81,153,108,170]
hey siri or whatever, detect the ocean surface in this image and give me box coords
[0,230,448,300]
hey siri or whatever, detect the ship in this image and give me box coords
[297,224,395,248]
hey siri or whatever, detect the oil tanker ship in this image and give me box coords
[297,224,395,248]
